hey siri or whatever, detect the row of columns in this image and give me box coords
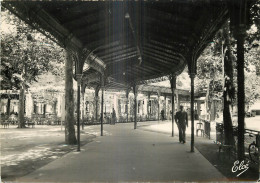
[92,89,177,123]
[65,1,247,156]
[68,51,244,157]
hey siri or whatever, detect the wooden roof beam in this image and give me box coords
[145,33,191,48]
[61,9,108,28]
[142,50,179,65]
[141,55,186,76]
[145,25,192,44]
[142,47,180,64]
[145,7,194,26]
[106,53,138,65]
[99,47,137,60]
[143,43,184,59]
[146,38,189,55]
[73,19,113,37]
[96,45,129,58]
[144,16,195,35]
[141,57,174,72]
[134,64,159,73]
[81,30,125,46]
[145,5,196,20]
[127,65,159,75]
[75,21,126,40]
[89,40,122,54]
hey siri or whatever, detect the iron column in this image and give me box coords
[76,74,82,151]
[170,74,176,137]
[133,84,138,129]
[101,74,104,136]
[190,73,195,152]
[236,28,246,160]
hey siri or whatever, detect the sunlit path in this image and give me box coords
[17,123,227,182]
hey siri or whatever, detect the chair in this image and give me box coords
[196,122,204,137]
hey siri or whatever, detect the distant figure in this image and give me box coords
[161,109,165,121]
[175,106,188,143]
[112,108,116,125]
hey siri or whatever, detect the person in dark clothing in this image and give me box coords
[175,106,188,143]
[161,109,165,121]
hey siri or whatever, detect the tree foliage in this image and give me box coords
[196,44,223,98]
[1,8,65,91]
[196,22,260,112]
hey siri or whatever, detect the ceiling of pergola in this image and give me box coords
[3,1,228,89]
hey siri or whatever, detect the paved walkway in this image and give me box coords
[17,122,227,182]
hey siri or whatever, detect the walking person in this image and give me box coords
[175,106,188,143]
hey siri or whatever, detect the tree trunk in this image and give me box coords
[205,79,211,120]
[18,83,25,128]
[65,50,77,145]
[223,26,235,146]
[43,104,46,118]
[7,97,11,119]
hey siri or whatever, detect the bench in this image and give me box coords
[2,121,9,128]
[27,122,35,128]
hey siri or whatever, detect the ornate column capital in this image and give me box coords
[81,83,86,94]
[76,74,83,86]
[169,74,177,90]
[132,84,139,95]
[189,73,196,79]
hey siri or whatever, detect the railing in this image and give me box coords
[216,122,260,162]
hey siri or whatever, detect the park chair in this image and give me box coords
[2,120,9,128]
[196,121,204,137]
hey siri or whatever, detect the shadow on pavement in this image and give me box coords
[195,136,259,181]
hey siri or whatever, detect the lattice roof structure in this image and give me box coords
[3,1,228,89]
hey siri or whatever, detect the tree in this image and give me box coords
[196,17,260,146]
[222,23,236,146]
[1,9,65,128]
[196,43,223,121]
